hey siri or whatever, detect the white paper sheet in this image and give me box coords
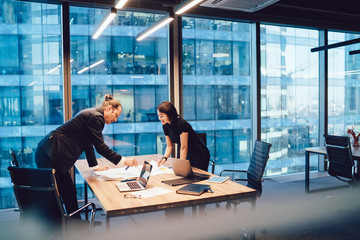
[130,187,173,199]
[94,167,140,181]
[149,160,174,175]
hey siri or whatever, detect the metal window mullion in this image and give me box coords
[61,3,73,180]
[169,12,183,158]
[62,3,71,122]
[319,29,328,171]
[251,22,261,147]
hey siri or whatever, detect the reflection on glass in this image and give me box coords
[0,1,62,209]
[69,7,169,199]
[182,17,252,175]
[328,32,360,136]
[260,25,319,176]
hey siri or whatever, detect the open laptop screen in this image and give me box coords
[138,161,152,188]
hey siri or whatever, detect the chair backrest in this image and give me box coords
[8,166,65,224]
[324,134,355,181]
[9,148,19,167]
[247,140,272,196]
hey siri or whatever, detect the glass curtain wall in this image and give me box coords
[69,7,169,198]
[260,25,319,175]
[182,17,252,174]
[0,0,62,208]
[328,32,360,137]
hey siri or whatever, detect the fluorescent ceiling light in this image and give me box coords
[175,0,204,15]
[92,8,116,39]
[89,59,105,68]
[213,53,229,58]
[47,59,74,74]
[115,0,128,9]
[77,67,89,74]
[77,60,105,74]
[136,16,174,41]
[48,64,61,74]
[27,81,37,87]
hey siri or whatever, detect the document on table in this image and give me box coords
[94,167,140,181]
[130,187,172,199]
[149,160,174,175]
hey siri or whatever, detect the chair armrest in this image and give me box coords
[234,178,264,183]
[220,169,247,176]
[233,178,248,182]
[68,202,96,232]
[209,159,215,174]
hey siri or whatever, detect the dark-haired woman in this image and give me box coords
[157,101,210,171]
[35,94,138,218]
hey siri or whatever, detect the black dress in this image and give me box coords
[163,117,210,171]
[35,107,123,217]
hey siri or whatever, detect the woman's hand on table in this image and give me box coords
[157,158,167,167]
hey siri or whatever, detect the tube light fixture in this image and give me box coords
[115,0,128,9]
[92,7,117,39]
[77,59,105,74]
[136,16,174,41]
[175,0,204,15]
[47,59,74,74]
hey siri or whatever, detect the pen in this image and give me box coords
[125,166,129,171]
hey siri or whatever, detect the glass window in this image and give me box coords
[70,7,169,199]
[328,32,360,137]
[182,17,252,174]
[0,0,62,209]
[260,24,319,176]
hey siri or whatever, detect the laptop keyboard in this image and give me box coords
[127,181,142,189]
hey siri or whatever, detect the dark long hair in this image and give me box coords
[157,101,179,124]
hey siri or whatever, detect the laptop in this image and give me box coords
[162,159,210,186]
[115,161,153,192]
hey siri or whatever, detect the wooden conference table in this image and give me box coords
[304,146,360,192]
[75,154,257,229]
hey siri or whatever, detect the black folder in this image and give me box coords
[161,173,210,186]
[176,183,211,196]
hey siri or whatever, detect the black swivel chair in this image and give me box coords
[9,148,19,167]
[220,140,272,198]
[8,166,96,237]
[324,134,359,186]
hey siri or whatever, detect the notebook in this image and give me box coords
[176,183,212,196]
[161,159,210,186]
[115,161,153,192]
[206,176,229,183]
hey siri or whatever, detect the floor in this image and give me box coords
[1,172,360,240]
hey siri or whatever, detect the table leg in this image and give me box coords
[106,216,110,232]
[84,182,88,220]
[192,205,197,217]
[249,197,256,240]
[305,150,310,193]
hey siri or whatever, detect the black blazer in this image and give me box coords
[37,108,122,174]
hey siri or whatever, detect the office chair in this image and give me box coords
[220,140,272,198]
[8,166,96,238]
[324,134,359,186]
[9,148,19,167]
